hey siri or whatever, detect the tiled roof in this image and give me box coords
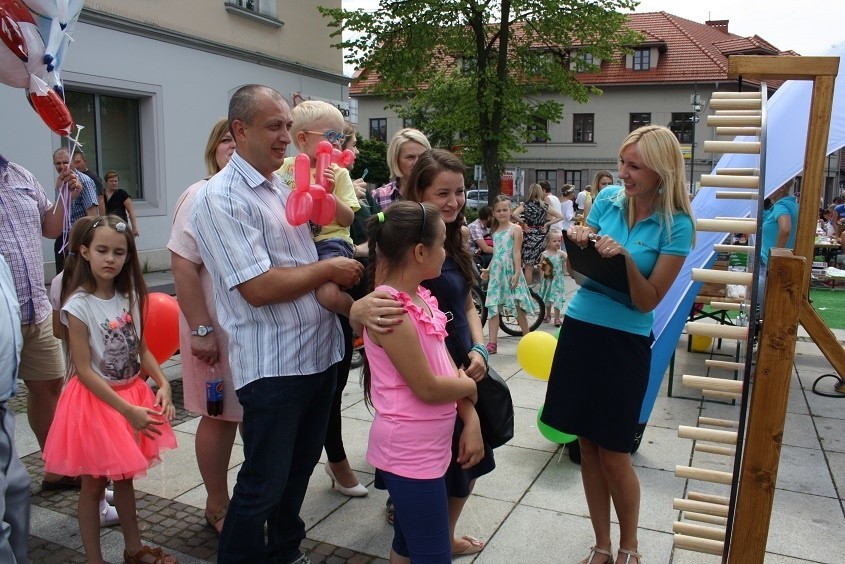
[350,11,789,95]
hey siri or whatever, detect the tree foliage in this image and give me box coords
[351,134,390,187]
[320,0,641,199]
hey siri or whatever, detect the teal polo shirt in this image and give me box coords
[760,195,798,266]
[566,186,694,336]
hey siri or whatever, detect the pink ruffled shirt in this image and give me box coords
[365,285,457,479]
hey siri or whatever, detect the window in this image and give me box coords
[224,1,282,27]
[369,118,387,142]
[234,0,257,10]
[669,112,695,144]
[64,91,143,199]
[633,49,650,71]
[536,170,557,192]
[459,58,477,75]
[527,117,548,143]
[573,114,594,143]
[629,112,651,132]
[564,170,582,189]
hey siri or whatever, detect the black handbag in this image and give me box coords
[443,317,514,449]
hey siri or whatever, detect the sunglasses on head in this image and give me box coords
[303,130,346,144]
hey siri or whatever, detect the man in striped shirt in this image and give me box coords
[192,85,363,564]
[0,154,83,490]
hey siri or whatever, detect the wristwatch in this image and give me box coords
[191,325,214,337]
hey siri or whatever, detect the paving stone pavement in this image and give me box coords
[14,377,387,564]
[13,270,845,563]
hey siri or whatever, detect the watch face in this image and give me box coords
[197,326,209,336]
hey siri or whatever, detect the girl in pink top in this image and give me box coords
[363,201,477,564]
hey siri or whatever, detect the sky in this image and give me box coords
[340,0,845,75]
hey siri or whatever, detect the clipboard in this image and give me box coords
[563,234,634,308]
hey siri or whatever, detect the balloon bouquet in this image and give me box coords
[517,331,579,446]
[285,140,355,226]
[0,0,83,136]
[0,2,181,363]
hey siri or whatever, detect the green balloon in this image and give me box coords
[537,405,577,444]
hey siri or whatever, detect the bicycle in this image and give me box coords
[471,256,544,336]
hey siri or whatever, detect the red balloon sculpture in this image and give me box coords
[285,140,356,226]
[143,293,181,364]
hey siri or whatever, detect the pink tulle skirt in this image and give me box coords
[43,376,177,480]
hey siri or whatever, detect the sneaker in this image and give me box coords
[288,554,311,564]
[100,502,120,527]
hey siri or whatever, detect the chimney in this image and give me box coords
[706,20,729,34]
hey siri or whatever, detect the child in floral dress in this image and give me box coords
[484,195,536,353]
[539,231,567,326]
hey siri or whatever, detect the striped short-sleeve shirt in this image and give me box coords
[0,158,53,324]
[191,152,343,390]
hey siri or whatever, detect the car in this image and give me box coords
[465,189,489,210]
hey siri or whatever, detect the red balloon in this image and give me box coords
[314,143,332,187]
[0,1,32,61]
[285,189,312,226]
[29,87,73,136]
[311,194,337,226]
[143,292,181,364]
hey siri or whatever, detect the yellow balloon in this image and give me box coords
[516,331,558,381]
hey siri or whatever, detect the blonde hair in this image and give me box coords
[526,183,545,203]
[619,125,694,241]
[591,171,613,198]
[291,100,345,151]
[387,128,431,179]
[203,117,231,176]
[103,170,118,182]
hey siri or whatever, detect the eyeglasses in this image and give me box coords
[303,130,346,145]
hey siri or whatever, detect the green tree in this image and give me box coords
[352,134,390,187]
[321,0,641,201]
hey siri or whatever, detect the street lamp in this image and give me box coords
[690,93,704,195]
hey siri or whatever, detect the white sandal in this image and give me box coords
[580,545,613,564]
[617,547,642,563]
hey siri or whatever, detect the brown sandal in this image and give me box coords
[204,503,228,534]
[123,545,178,564]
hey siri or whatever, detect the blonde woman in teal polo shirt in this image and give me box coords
[541,125,694,564]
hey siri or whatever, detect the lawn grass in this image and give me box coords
[809,288,845,330]
[700,288,845,330]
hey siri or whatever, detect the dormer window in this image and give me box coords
[633,48,650,70]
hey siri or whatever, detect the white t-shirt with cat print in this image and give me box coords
[61,291,142,384]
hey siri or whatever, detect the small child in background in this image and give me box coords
[538,231,567,327]
[362,201,477,563]
[42,215,178,564]
[278,100,359,316]
[483,195,536,353]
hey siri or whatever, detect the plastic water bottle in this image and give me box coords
[205,366,223,417]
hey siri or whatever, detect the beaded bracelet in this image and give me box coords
[470,342,489,364]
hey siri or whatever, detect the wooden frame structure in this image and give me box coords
[672,55,841,562]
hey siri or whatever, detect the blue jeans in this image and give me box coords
[0,403,30,564]
[381,470,451,563]
[217,367,337,563]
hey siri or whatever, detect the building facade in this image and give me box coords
[1,0,347,275]
[352,12,840,199]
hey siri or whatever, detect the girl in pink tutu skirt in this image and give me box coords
[43,215,178,564]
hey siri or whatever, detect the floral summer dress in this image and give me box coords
[485,225,537,317]
[538,250,567,312]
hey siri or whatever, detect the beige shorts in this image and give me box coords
[19,317,65,381]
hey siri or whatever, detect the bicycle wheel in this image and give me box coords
[471,285,487,328]
[500,291,545,336]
